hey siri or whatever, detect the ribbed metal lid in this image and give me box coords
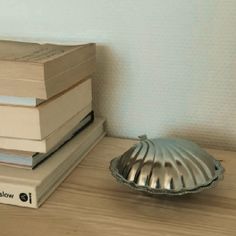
[110,136,224,195]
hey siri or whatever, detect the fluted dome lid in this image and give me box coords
[110,136,224,195]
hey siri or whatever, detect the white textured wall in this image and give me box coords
[0,0,236,150]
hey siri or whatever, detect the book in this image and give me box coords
[0,104,92,153]
[0,95,44,107]
[0,118,105,208]
[0,111,94,168]
[0,78,92,139]
[0,40,96,99]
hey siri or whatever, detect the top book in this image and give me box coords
[0,40,96,99]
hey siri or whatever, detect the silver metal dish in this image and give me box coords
[110,136,224,195]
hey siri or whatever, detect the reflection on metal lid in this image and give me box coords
[110,136,224,195]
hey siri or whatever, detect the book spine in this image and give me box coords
[0,182,38,208]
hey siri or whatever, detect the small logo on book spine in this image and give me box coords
[0,191,14,199]
[19,193,28,202]
[19,192,32,204]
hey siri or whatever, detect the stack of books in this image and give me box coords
[0,40,105,208]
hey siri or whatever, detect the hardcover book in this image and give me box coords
[0,40,96,99]
[0,118,105,208]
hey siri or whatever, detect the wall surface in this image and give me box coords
[0,0,235,150]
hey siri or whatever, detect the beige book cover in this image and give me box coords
[0,104,92,153]
[0,110,94,169]
[0,78,92,139]
[0,118,105,208]
[0,40,96,99]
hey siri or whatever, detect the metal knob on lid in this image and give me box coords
[109,136,224,195]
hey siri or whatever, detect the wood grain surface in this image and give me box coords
[0,137,235,236]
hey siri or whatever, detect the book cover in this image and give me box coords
[0,118,105,208]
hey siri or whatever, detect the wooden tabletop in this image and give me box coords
[0,137,235,236]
